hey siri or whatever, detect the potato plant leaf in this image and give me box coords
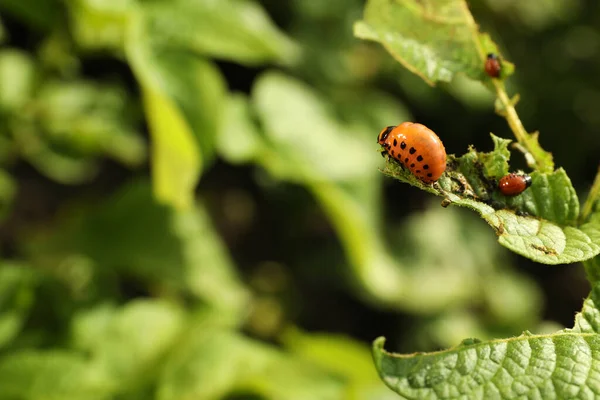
[373,283,600,399]
[380,134,600,264]
[139,0,298,66]
[355,0,555,174]
[354,0,513,86]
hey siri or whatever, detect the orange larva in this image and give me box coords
[485,53,501,78]
[378,122,447,183]
[498,173,532,196]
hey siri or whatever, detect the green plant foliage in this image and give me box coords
[157,328,345,400]
[71,300,185,394]
[24,180,250,317]
[355,0,555,174]
[0,264,36,350]
[354,0,514,85]
[373,281,600,399]
[0,350,111,400]
[214,71,544,315]
[282,328,404,400]
[380,134,600,264]
[138,0,299,66]
[1,0,598,398]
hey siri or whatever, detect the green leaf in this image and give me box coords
[25,180,249,318]
[0,350,111,400]
[253,71,378,182]
[0,49,36,112]
[35,81,146,166]
[0,264,36,350]
[67,0,134,52]
[127,16,227,209]
[583,212,600,283]
[141,83,201,210]
[10,80,145,184]
[380,136,600,264]
[516,131,555,174]
[373,282,600,399]
[354,0,513,86]
[71,300,185,393]
[479,134,511,179]
[216,93,264,164]
[246,72,525,312]
[139,0,298,66]
[572,282,600,334]
[157,328,344,400]
[373,333,600,399]
[283,328,396,400]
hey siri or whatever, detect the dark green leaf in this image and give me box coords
[0,264,36,350]
[25,181,249,317]
[0,0,62,31]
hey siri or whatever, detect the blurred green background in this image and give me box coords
[0,0,598,398]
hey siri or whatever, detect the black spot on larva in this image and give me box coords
[405,157,409,163]
[417,155,423,162]
[410,163,415,168]
[400,142,406,150]
[427,173,433,178]
[391,150,395,156]
[409,147,416,154]
[423,165,429,170]
[416,170,421,173]
[393,139,397,146]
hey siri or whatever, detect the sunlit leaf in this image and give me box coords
[157,328,344,400]
[354,0,514,85]
[216,93,264,164]
[283,328,397,400]
[0,350,111,400]
[127,15,227,209]
[71,300,185,392]
[141,84,200,210]
[140,0,299,66]
[253,72,377,182]
[68,0,134,51]
[0,49,36,112]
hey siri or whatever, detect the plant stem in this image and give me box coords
[580,165,600,224]
[492,80,528,145]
